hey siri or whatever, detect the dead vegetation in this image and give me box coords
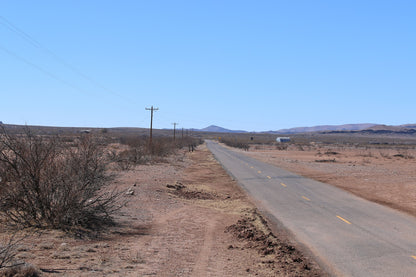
[0,233,41,277]
[219,137,250,151]
[0,126,202,275]
[0,127,122,232]
[0,125,329,276]
[0,264,40,277]
[108,135,201,171]
[315,159,336,163]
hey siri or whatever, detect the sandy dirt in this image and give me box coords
[2,144,325,276]
[241,143,416,217]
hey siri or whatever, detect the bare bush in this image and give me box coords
[315,159,336,163]
[114,135,202,170]
[324,150,339,155]
[220,138,250,151]
[0,233,40,277]
[0,264,40,277]
[394,150,414,159]
[359,151,373,157]
[0,235,20,269]
[296,144,305,151]
[379,151,391,159]
[0,127,122,231]
[150,137,176,156]
[112,148,148,170]
[275,144,288,150]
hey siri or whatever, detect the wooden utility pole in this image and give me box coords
[172,122,178,141]
[181,127,184,140]
[145,106,158,148]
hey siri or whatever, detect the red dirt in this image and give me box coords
[1,144,327,276]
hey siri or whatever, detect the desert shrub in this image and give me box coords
[117,135,202,163]
[113,150,134,171]
[393,151,414,159]
[176,136,202,150]
[0,233,40,277]
[275,144,288,150]
[379,151,391,159]
[315,159,336,163]
[296,144,305,151]
[362,158,371,164]
[150,137,175,156]
[113,147,149,170]
[359,151,373,157]
[0,235,19,270]
[118,135,173,157]
[118,135,147,149]
[0,127,122,231]
[0,264,40,277]
[220,138,249,151]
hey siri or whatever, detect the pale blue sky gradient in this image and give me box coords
[1,1,415,131]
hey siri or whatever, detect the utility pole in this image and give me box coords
[172,122,178,141]
[181,127,184,140]
[145,106,158,148]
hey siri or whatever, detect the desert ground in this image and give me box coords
[3,127,416,277]
[241,141,416,217]
[1,142,325,276]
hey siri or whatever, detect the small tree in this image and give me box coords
[0,127,122,231]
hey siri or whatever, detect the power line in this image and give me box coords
[0,14,135,104]
[0,44,91,96]
[0,15,42,48]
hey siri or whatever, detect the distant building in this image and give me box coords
[276,137,290,143]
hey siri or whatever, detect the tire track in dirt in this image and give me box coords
[191,214,218,277]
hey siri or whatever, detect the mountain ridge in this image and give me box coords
[194,123,416,134]
[269,123,377,134]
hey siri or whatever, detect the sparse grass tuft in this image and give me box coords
[0,264,41,277]
[394,151,414,159]
[315,159,336,163]
[379,151,391,159]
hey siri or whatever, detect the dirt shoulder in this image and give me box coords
[3,144,326,276]
[241,144,416,217]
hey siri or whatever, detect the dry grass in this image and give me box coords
[0,264,41,277]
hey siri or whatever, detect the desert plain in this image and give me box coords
[1,128,416,276]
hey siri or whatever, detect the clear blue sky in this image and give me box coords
[1,1,415,131]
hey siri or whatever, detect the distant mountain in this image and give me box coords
[269,123,377,134]
[364,124,409,132]
[401,124,416,129]
[198,125,247,133]
[358,124,416,134]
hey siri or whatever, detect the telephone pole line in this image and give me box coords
[172,122,179,141]
[145,106,158,148]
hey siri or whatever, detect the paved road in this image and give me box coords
[206,140,416,277]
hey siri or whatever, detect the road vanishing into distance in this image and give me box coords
[206,140,416,277]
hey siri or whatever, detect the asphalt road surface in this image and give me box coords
[206,140,416,277]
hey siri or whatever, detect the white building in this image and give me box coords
[276,137,290,143]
